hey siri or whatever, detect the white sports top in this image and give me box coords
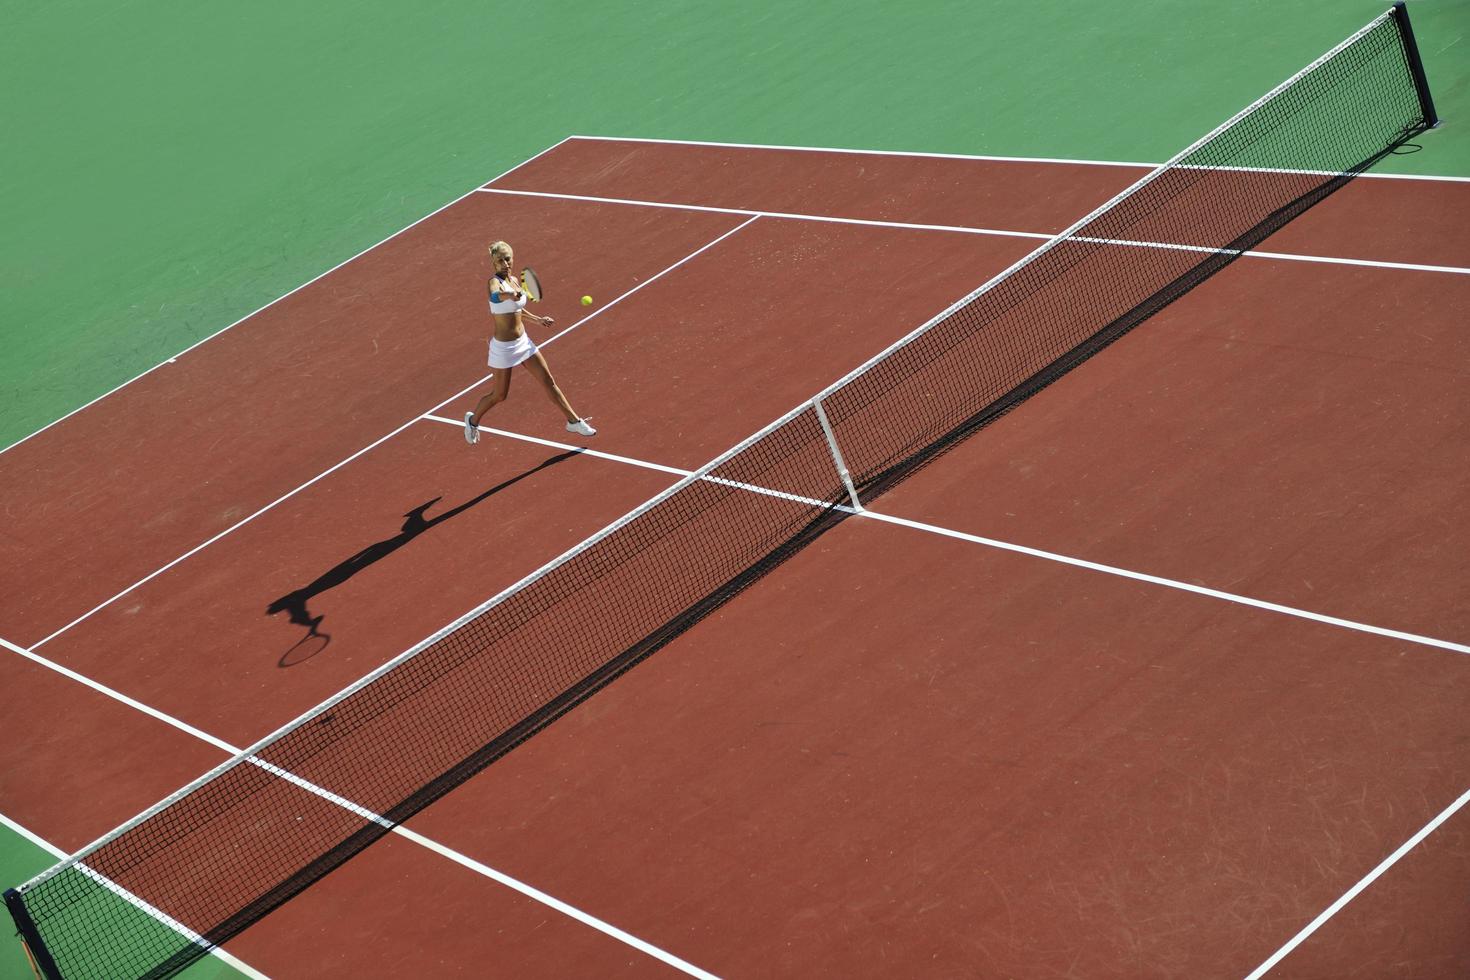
[489,276,527,315]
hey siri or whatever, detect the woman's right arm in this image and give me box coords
[488,278,522,303]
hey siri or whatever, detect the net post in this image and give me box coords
[1391,2,1439,128]
[811,397,862,512]
[5,889,60,980]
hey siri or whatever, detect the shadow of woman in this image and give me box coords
[268,449,580,666]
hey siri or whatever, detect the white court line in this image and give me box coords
[479,186,1050,242]
[1245,787,1470,978]
[0,810,271,980]
[0,810,69,858]
[0,140,576,461]
[450,421,689,478]
[476,188,1470,277]
[1229,247,1469,275]
[565,135,1470,184]
[393,826,718,980]
[30,215,762,649]
[422,414,1470,658]
[0,636,719,980]
[862,510,1470,656]
[540,214,760,346]
[566,133,1157,168]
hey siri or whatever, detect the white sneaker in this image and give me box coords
[566,418,596,437]
[464,412,479,444]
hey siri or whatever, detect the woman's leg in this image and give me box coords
[522,352,581,423]
[465,369,513,443]
[522,353,596,435]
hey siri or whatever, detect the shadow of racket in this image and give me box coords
[278,617,332,667]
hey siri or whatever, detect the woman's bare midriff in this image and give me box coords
[492,310,524,342]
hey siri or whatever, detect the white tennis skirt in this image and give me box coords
[488,332,537,370]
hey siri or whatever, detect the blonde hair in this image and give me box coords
[488,240,512,259]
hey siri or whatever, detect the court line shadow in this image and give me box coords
[267,449,580,666]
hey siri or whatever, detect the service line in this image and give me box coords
[476,188,1470,277]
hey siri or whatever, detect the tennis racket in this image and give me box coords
[521,266,544,302]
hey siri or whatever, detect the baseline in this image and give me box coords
[1246,787,1470,977]
[494,138,1470,269]
[569,134,1470,184]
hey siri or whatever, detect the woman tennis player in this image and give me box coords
[464,240,596,444]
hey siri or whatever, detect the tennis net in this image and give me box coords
[5,5,1437,977]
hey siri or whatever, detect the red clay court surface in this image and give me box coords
[2,136,1468,978]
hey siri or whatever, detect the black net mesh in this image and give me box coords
[824,12,1430,498]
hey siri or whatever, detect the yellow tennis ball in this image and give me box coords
[581,295,593,306]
